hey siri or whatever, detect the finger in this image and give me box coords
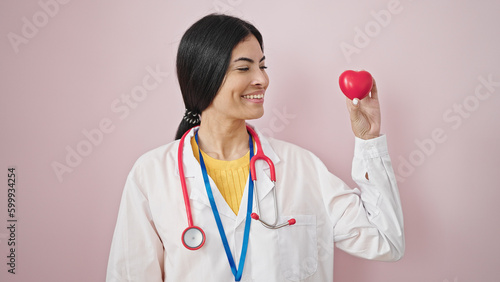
[370,78,378,100]
[346,97,360,119]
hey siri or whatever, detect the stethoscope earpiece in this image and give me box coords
[250,210,296,229]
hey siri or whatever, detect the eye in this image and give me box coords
[237,67,250,71]
[260,65,268,70]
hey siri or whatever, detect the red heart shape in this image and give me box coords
[339,70,373,100]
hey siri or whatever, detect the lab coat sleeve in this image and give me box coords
[106,161,164,282]
[332,134,405,261]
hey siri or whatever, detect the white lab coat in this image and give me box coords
[106,126,404,282]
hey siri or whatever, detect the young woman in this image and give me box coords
[106,14,404,282]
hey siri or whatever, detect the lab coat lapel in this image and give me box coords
[176,127,237,220]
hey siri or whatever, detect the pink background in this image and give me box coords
[1,0,499,281]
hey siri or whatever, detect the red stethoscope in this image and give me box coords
[178,125,296,250]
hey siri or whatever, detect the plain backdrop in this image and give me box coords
[1,0,499,281]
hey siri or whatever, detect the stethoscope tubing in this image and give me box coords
[178,128,195,228]
[247,126,276,182]
[246,126,296,229]
[178,125,295,251]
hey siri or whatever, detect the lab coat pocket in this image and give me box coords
[278,215,317,281]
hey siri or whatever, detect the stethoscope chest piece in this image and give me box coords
[182,226,205,250]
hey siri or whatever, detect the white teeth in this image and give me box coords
[243,94,264,99]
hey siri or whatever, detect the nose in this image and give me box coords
[252,68,269,88]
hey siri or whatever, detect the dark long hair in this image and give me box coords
[174,14,263,140]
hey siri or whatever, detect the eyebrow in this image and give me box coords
[233,56,266,63]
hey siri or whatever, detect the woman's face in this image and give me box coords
[203,35,269,122]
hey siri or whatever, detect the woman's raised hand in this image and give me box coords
[345,78,381,140]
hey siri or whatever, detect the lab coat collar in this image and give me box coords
[175,124,281,225]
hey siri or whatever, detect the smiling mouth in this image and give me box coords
[242,94,264,99]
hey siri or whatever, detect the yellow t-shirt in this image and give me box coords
[191,137,250,215]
